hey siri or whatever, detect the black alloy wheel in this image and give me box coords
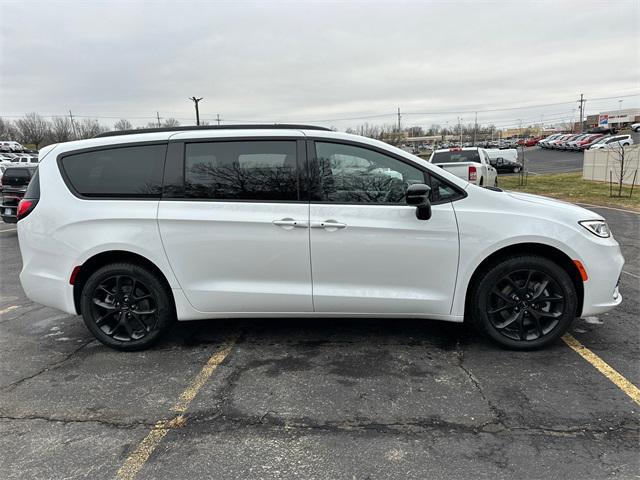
[81,262,174,350]
[471,255,577,349]
[90,275,158,342]
[486,269,564,342]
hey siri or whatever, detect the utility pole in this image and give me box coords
[216,114,221,125]
[189,97,203,126]
[618,100,623,130]
[577,93,585,133]
[473,111,478,146]
[68,110,77,139]
[397,107,401,132]
[156,111,162,128]
[458,117,462,145]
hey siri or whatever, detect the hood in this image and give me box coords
[505,191,604,221]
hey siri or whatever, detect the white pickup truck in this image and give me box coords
[428,147,498,187]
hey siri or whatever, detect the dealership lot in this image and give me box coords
[0,205,638,479]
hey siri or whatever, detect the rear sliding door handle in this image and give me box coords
[310,220,347,230]
[272,218,309,229]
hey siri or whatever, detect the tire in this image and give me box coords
[469,255,577,350]
[479,177,484,186]
[80,262,175,351]
[513,166,521,173]
[622,143,629,147]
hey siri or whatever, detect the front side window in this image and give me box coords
[312,142,425,204]
[184,141,298,201]
[61,144,166,197]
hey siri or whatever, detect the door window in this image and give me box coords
[311,142,425,204]
[184,141,298,201]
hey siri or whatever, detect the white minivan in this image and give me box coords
[17,125,624,350]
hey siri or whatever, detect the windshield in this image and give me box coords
[432,150,481,164]
[591,136,611,144]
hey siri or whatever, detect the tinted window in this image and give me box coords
[427,173,462,203]
[432,150,481,164]
[312,142,425,204]
[61,144,166,197]
[184,141,298,201]
[4,168,31,178]
[25,169,40,198]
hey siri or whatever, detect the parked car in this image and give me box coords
[560,133,589,150]
[548,134,574,149]
[12,155,39,165]
[1,165,37,222]
[538,134,563,149]
[571,134,603,151]
[16,125,623,351]
[0,141,25,152]
[589,134,634,150]
[488,156,523,173]
[428,147,498,187]
[631,123,640,132]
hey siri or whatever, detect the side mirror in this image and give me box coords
[406,183,432,220]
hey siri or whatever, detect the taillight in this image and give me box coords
[17,198,37,221]
[468,165,477,182]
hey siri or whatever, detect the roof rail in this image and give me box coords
[94,124,332,138]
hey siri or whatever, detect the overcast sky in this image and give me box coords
[1,0,638,130]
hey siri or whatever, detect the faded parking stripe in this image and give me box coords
[116,337,237,480]
[0,305,19,315]
[563,333,640,406]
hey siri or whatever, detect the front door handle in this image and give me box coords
[310,220,347,230]
[273,218,308,229]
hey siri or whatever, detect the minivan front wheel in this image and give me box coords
[80,262,174,350]
[470,255,577,350]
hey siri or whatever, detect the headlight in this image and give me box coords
[579,220,611,238]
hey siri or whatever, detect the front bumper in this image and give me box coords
[580,243,624,317]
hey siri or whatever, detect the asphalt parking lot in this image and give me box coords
[0,204,638,480]
[518,147,584,174]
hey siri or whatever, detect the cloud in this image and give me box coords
[1,0,638,129]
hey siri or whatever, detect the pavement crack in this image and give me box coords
[453,341,506,430]
[1,339,94,390]
[0,413,154,429]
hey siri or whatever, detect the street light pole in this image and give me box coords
[189,97,203,126]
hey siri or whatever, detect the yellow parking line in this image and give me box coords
[0,305,19,315]
[562,333,640,406]
[116,338,237,480]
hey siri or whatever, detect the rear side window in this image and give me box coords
[184,141,298,201]
[60,144,166,197]
[432,150,481,163]
[5,168,30,179]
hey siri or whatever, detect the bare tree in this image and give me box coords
[50,117,74,143]
[14,112,50,149]
[162,118,180,128]
[76,118,108,139]
[0,117,16,139]
[607,144,638,197]
[113,119,133,131]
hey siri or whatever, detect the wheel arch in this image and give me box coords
[73,250,175,315]
[463,242,584,319]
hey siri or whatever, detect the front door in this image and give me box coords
[158,138,313,313]
[308,141,460,315]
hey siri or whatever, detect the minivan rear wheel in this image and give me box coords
[470,255,577,350]
[80,262,174,350]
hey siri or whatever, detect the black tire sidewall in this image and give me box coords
[80,262,174,351]
[471,255,577,350]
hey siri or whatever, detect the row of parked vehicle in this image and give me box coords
[538,132,634,151]
[0,143,40,222]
